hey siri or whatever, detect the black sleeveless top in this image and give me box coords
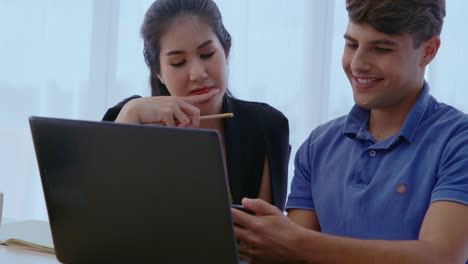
[102,95,290,210]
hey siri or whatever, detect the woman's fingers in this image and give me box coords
[171,106,192,127]
[115,93,219,128]
[176,100,201,127]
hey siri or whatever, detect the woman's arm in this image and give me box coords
[257,157,272,204]
[103,91,218,127]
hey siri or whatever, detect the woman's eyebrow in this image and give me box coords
[197,40,213,49]
[165,40,213,56]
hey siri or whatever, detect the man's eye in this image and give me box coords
[345,43,358,49]
[375,47,392,53]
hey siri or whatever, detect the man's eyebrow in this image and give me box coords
[343,34,398,46]
[165,40,213,56]
[343,34,356,42]
[369,39,398,46]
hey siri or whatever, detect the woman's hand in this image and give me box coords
[115,89,219,128]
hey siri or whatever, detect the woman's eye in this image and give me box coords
[200,51,215,59]
[170,61,185,67]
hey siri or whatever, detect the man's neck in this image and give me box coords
[369,109,408,142]
[368,88,423,142]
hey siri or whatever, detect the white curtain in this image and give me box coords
[1,0,467,221]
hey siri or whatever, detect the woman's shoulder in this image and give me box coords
[102,95,141,121]
[226,97,289,128]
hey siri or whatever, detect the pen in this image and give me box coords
[200,113,234,120]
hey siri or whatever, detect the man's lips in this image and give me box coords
[190,86,215,95]
[352,76,383,90]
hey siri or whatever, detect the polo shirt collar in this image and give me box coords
[343,81,431,143]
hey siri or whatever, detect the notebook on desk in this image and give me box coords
[29,116,240,264]
[0,220,54,254]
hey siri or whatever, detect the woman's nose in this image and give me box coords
[189,60,208,82]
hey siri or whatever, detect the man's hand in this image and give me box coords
[232,198,309,264]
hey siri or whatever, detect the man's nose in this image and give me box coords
[350,48,372,73]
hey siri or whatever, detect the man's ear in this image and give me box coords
[420,36,441,67]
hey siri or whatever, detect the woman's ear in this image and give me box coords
[420,36,441,67]
[224,48,231,62]
[157,73,165,85]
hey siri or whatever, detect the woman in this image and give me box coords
[103,0,290,210]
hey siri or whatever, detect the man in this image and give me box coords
[232,0,468,263]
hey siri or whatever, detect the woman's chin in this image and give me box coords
[197,97,223,115]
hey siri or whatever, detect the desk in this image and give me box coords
[0,218,59,263]
[0,245,59,263]
[0,219,247,264]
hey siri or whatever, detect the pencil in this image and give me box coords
[200,113,234,120]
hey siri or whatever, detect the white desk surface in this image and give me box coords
[0,218,59,263]
[0,219,247,264]
[0,245,59,263]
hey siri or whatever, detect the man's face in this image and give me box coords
[342,21,427,111]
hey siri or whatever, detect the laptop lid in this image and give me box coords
[29,116,239,263]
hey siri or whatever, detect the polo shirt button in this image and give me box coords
[369,150,377,157]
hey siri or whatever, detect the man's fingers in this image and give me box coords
[234,226,258,257]
[238,253,251,262]
[242,198,281,217]
[232,207,257,228]
[238,241,253,259]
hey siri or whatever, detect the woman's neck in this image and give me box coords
[200,118,224,133]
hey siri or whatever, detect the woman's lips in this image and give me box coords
[190,86,215,95]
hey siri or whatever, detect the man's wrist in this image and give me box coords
[292,226,320,264]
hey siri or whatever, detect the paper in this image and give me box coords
[0,220,54,254]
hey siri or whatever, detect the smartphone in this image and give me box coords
[231,204,255,215]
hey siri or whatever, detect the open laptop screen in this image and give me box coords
[30,116,239,263]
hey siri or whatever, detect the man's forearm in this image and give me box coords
[296,231,456,264]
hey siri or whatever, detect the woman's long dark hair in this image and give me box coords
[141,0,232,96]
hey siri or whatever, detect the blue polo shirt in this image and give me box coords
[286,82,468,240]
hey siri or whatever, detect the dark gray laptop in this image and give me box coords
[29,116,239,263]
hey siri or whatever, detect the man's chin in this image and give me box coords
[355,104,372,110]
[354,97,377,110]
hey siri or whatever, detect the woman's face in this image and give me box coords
[157,16,229,115]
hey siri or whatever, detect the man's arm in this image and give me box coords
[287,209,320,231]
[233,199,468,264]
[297,201,468,264]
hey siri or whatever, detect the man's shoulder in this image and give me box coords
[427,99,468,130]
[311,115,348,138]
[301,115,349,148]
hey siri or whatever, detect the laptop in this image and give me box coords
[29,116,240,263]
